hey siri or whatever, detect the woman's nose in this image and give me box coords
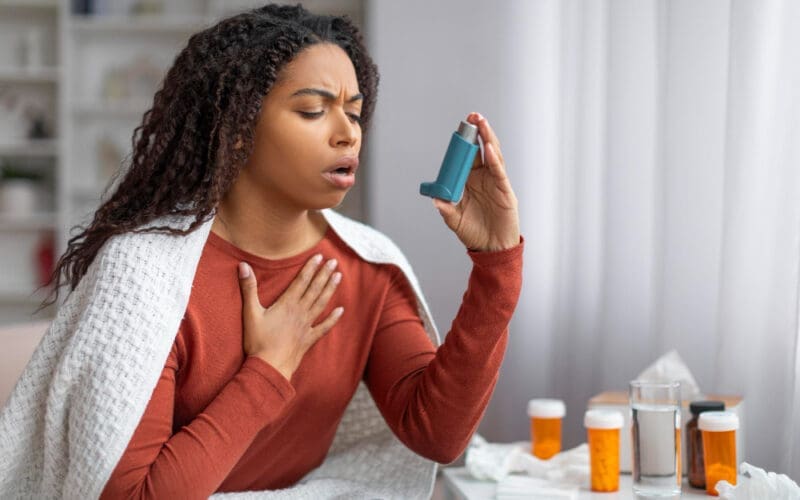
[330,111,359,147]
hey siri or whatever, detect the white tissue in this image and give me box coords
[635,349,702,401]
[465,435,589,498]
[465,434,528,481]
[511,443,589,485]
[716,462,800,499]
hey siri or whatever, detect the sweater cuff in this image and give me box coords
[242,356,296,402]
[467,235,525,266]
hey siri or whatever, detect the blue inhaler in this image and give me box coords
[420,120,480,203]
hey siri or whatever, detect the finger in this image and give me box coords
[308,271,342,319]
[433,197,463,230]
[300,258,338,307]
[311,306,344,337]
[284,254,324,299]
[484,142,508,179]
[237,262,262,313]
[467,112,504,165]
[484,143,516,197]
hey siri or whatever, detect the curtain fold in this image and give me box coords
[367,0,800,478]
[714,0,800,476]
[487,0,800,477]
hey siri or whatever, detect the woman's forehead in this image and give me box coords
[275,44,359,94]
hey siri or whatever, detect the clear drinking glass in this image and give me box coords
[629,381,682,497]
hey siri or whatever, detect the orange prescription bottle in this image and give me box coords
[698,411,739,496]
[686,400,725,489]
[527,399,565,459]
[584,409,624,492]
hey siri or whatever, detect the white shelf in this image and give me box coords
[0,212,58,231]
[0,67,60,84]
[71,15,208,35]
[0,0,58,11]
[72,99,151,119]
[0,139,59,157]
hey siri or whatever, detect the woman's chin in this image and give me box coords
[309,190,350,210]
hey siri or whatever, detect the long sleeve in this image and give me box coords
[364,238,524,464]
[100,344,296,500]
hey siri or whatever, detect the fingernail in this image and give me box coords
[476,112,484,121]
[313,254,323,265]
[326,258,338,270]
[238,262,250,279]
[332,272,342,284]
[334,306,344,316]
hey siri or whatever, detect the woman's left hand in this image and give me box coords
[433,112,520,252]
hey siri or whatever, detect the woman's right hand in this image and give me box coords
[238,254,343,381]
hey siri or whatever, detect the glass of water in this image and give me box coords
[629,381,682,497]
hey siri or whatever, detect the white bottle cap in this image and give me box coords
[584,409,624,429]
[698,411,739,432]
[527,399,566,418]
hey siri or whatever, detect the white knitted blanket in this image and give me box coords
[0,209,441,499]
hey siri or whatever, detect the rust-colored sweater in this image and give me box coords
[101,227,523,499]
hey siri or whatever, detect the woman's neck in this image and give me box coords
[211,197,328,260]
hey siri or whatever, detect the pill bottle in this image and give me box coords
[527,399,565,459]
[698,411,739,496]
[584,409,624,492]
[686,400,725,489]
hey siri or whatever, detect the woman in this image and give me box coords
[0,4,522,499]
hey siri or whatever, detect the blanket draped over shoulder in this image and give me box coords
[0,209,441,499]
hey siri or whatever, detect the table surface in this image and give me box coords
[441,467,712,499]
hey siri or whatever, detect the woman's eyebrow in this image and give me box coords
[290,88,363,102]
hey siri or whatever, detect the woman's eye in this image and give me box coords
[297,110,361,125]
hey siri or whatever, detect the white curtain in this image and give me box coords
[367,0,800,478]
[476,0,800,478]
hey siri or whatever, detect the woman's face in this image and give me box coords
[242,42,363,211]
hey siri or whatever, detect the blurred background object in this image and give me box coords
[0,0,60,323]
[0,0,365,326]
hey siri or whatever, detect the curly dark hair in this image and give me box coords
[37,3,379,312]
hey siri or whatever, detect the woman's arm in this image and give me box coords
[364,112,522,463]
[364,240,523,464]
[100,345,295,499]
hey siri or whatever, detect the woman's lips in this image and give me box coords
[322,170,355,189]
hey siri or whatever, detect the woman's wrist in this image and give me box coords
[470,235,522,253]
[251,353,295,382]
[468,236,525,267]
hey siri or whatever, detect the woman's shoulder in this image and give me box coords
[88,214,212,289]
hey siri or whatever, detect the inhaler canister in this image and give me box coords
[419,121,480,202]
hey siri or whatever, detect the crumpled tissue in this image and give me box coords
[716,462,800,499]
[465,434,589,499]
[635,349,702,401]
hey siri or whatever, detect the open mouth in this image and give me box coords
[322,166,356,188]
[332,166,353,175]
